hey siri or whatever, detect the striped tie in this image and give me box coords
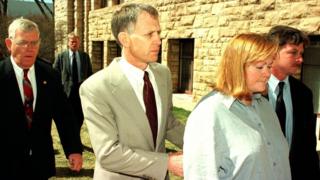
[23,69,33,129]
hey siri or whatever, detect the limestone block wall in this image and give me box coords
[54,0,69,54]
[54,0,320,101]
[55,0,85,54]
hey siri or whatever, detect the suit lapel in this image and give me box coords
[33,61,49,121]
[63,51,71,76]
[289,76,298,144]
[78,52,86,81]
[3,58,29,126]
[4,59,24,106]
[109,59,155,149]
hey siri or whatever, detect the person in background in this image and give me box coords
[183,33,291,180]
[0,18,83,179]
[79,3,185,180]
[267,25,320,180]
[53,32,92,138]
[0,43,5,61]
[0,50,3,61]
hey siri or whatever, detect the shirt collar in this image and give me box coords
[119,57,147,81]
[218,93,235,109]
[216,92,262,109]
[69,49,77,57]
[10,56,35,76]
[269,74,289,93]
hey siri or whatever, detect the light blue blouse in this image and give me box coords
[183,91,291,180]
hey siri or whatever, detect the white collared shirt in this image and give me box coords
[184,92,291,180]
[11,56,37,110]
[118,58,162,135]
[268,74,293,146]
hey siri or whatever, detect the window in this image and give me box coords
[107,41,121,65]
[92,41,104,72]
[168,39,194,94]
[302,35,320,113]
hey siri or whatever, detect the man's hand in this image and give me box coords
[168,151,183,177]
[68,153,83,172]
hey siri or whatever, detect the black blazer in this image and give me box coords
[53,50,92,97]
[0,57,83,179]
[287,76,319,180]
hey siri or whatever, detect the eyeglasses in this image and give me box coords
[12,39,40,47]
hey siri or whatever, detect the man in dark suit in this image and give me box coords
[53,32,92,137]
[0,17,83,179]
[267,25,320,180]
[0,43,5,61]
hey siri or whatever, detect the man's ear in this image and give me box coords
[118,32,130,48]
[4,38,12,52]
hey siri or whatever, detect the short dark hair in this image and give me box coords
[267,25,309,47]
[111,3,159,46]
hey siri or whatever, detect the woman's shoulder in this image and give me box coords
[196,91,231,109]
[190,91,231,122]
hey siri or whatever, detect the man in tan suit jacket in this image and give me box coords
[79,3,185,180]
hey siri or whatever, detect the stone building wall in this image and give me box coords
[54,0,68,53]
[54,0,320,101]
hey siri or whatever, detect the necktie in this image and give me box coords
[275,81,286,135]
[23,69,33,129]
[72,52,78,84]
[143,71,158,147]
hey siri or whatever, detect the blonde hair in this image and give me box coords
[67,32,80,40]
[8,17,40,39]
[214,33,278,99]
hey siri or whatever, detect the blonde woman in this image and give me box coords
[183,33,291,180]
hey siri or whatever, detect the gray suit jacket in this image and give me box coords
[79,58,185,180]
[53,50,92,97]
